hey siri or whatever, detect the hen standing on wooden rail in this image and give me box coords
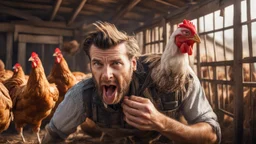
[11,52,59,143]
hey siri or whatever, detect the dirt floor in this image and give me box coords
[0,125,101,144]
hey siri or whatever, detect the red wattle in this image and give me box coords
[187,45,193,55]
[180,43,193,55]
[180,43,188,54]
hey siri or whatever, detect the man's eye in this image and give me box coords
[113,62,121,65]
[93,62,102,66]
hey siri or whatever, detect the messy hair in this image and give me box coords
[83,21,140,60]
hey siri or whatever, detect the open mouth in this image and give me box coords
[102,85,117,104]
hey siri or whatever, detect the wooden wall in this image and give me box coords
[0,32,7,67]
[0,23,91,75]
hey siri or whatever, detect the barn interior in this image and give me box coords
[0,0,255,144]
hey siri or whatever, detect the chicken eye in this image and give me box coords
[182,30,191,36]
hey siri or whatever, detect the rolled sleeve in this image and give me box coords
[47,81,88,139]
[181,72,221,143]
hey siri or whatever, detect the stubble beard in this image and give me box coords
[92,65,133,105]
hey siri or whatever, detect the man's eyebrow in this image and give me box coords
[109,58,122,62]
[91,58,101,62]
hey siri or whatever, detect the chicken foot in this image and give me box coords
[16,126,26,142]
[33,126,41,143]
[37,131,41,144]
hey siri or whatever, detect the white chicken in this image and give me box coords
[142,19,201,93]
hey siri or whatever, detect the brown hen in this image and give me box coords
[0,59,13,82]
[47,48,77,117]
[0,82,12,133]
[12,52,59,143]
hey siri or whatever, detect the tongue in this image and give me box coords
[106,86,115,97]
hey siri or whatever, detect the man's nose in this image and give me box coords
[102,66,113,80]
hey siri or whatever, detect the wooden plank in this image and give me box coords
[83,4,105,12]
[14,25,73,41]
[196,18,201,80]
[0,23,14,32]
[135,0,234,33]
[0,4,42,22]
[154,0,180,8]
[140,1,169,13]
[219,108,234,117]
[145,40,164,45]
[50,0,63,21]
[11,21,74,29]
[111,0,141,24]
[200,78,233,85]
[142,30,146,54]
[6,32,13,70]
[199,60,233,66]
[68,0,87,25]
[247,0,256,142]
[0,1,89,16]
[161,18,166,50]
[233,0,243,143]
[18,34,62,44]
[18,42,26,71]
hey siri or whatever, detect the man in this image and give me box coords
[42,22,220,144]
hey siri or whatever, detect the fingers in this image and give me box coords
[122,102,149,119]
[124,115,151,130]
[123,97,146,110]
[128,95,150,103]
[123,110,148,125]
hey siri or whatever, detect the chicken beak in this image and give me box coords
[28,57,34,61]
[190,34,201,43]
[12,66,16,70]
[53,53,57,57]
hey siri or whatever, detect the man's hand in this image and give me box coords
[122,95,164,131]
[121,95,218,143]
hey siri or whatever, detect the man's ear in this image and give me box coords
[131,57,137,71]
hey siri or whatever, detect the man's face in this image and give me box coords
[90,43,137,105]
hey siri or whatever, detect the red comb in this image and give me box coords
[55,48,61,53]
[14,63,21,67]
[31,52,38,57]
[178,19,196,35]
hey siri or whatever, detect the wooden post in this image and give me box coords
[233,0,243,143]
[162,18,166,52]
[18,42,26,71]
[6,32,13,70]
[142,30,146,54]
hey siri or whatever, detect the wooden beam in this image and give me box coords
[154,0,180,8]
[140,1,168,13]
[233,0,243,143]
[68,0,87,25]
[14,25,73,41]
[111,0,141,24]
[6,32,13,70]
[18,34,62,44]
[0,4,43,22]
[11,21,74,29]
[50,0,62,21]
[18,42,26,71]
[135,0,234,33]
[0,23,14,32]
[0,1,89,16]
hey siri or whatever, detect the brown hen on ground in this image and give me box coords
[12,52,59,143]
[0,82,12,133]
